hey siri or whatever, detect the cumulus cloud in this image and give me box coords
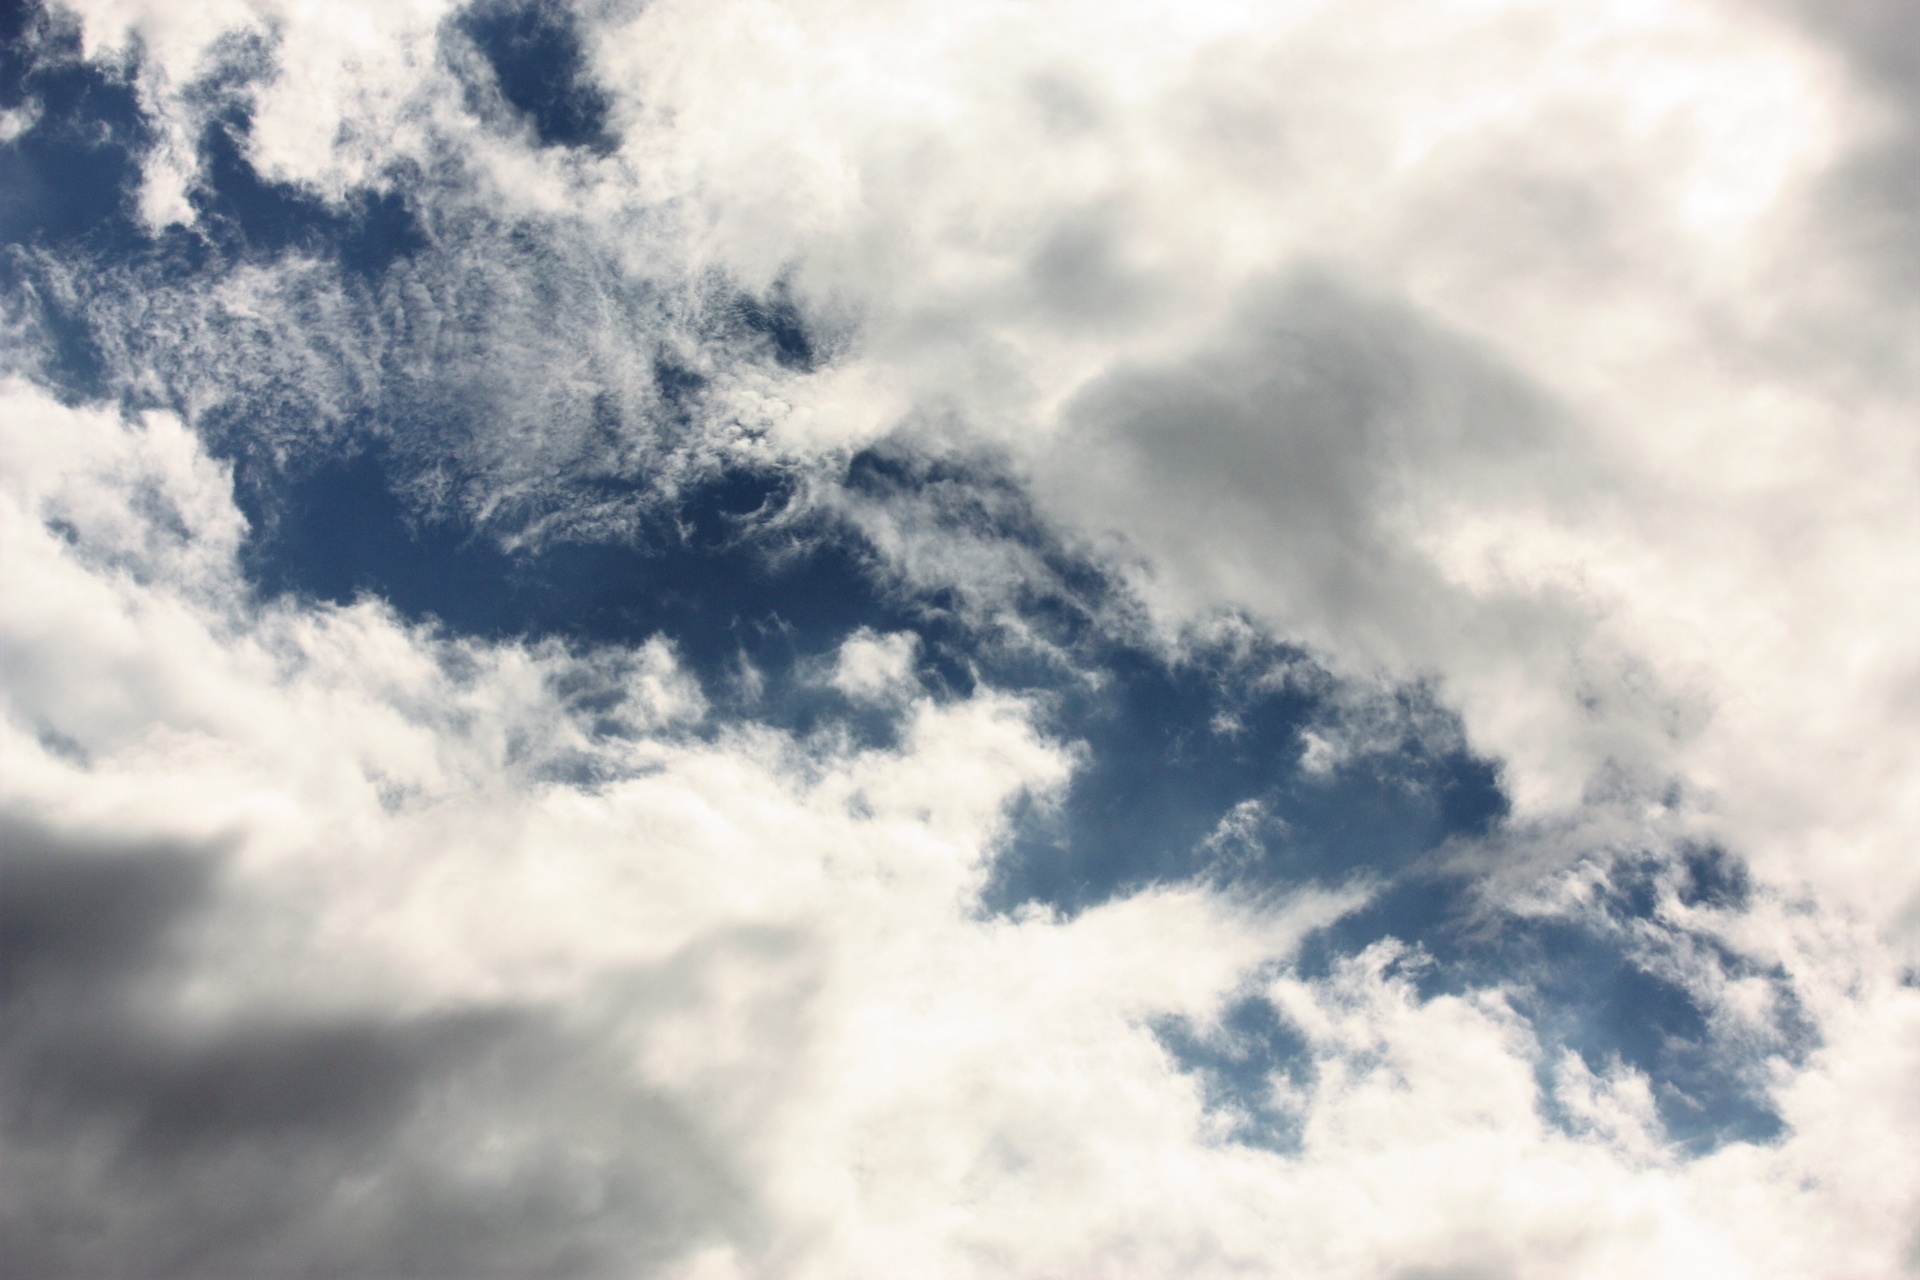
[0,337,1913,1277]
[829,628,919,703]
[6,0,1920,1274]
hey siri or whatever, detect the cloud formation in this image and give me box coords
[4,0,1920,1274]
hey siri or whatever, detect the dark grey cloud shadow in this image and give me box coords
[0,815,762,1278]
[0,815,220,1005]
[1041,265,1586,659]
[1752,0,1920,358]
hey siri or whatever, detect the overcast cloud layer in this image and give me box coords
[3,0,1919,1275]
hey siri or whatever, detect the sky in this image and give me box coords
[1,0,1918,1275]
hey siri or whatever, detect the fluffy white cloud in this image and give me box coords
[10,0,1920,1272]
[829,627,919,702]
[2,362,1917,1275]
[569,0,1920,938]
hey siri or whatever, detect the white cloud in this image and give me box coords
[828,628,918,702]
[558,0,1920,941]
[9,0,1920,1271]
[4,348,1918,1275]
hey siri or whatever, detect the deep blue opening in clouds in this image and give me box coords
[839,444,1506,915]
[0,3,148,254]
[1519,918,1797,1152]
[1,16,426,405]
[1151,993,1314,1153]
[191,114,426,279]
[0,1,153,396]
[1277,847,1807,1151]
[242,436,1513,910]
[237,445,978,750]
[731,282,821,372]
[243,448,881,645]
[457,0,618,153]
[983,655,1509,915]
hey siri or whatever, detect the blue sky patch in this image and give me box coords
[456,0,619,153]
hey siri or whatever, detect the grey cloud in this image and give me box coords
[0,816,222,1003]
[1763,0,1920,132]
[5,1011,754,1278]
[1023,71,1106,139]
[1041,265,1583,657]
[17,1012,511,1158]
[1394,1265,1517,1280]
[1029,262,1726,834]
[1753,0,1920,374]
[0,816,763,1279]
[1025,204,1160,329]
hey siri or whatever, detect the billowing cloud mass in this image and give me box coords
[2,0,1918,1275]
